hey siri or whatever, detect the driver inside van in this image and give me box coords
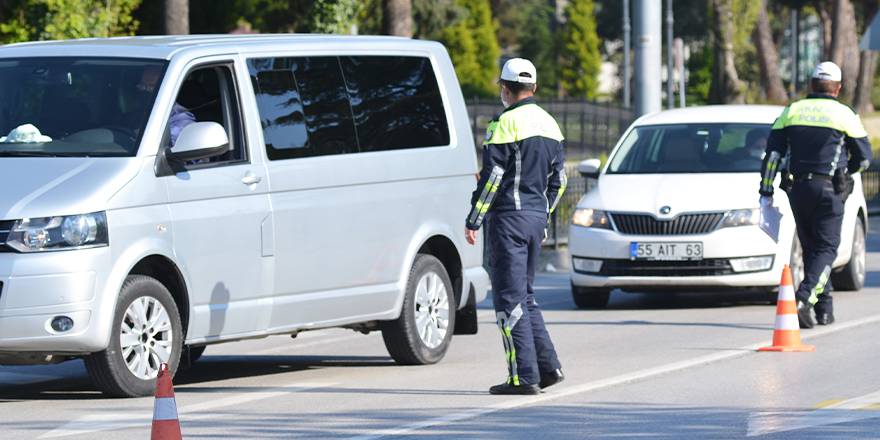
[134,66,196,147]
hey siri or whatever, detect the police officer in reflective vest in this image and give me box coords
[760,61,872,328]
[465,58,565,395]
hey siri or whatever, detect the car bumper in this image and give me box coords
[0,247,112,353]
[568,224,790,290]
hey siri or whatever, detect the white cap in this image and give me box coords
[500,58,537,84]
[811,61,842,82]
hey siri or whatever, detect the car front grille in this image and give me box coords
[598,259,734,277]
[0,220,14,253]
[610,212,724,236]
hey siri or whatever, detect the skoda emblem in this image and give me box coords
[659,206,672,215]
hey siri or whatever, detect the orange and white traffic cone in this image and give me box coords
[151,363,182,440]
[758,265,815,352]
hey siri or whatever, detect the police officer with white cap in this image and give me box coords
[465,58,565,394]
[760,61,873,328]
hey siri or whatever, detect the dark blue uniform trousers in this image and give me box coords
[788,179,844,314]
[486,212,561,386]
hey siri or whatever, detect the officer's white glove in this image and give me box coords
[759,195,773,207]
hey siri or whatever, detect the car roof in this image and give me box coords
[0,34,435,60]
[633,105,785,126]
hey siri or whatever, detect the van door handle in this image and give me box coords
[241,174,262,185]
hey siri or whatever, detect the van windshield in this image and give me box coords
[0,57,167,157]
[607,123,772,174]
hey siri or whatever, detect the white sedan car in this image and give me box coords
[568,105,868,308]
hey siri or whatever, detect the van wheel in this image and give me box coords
[381,254,455,365]
[832,220,866,291]
[571,285,610,309]
[85,275,183,397]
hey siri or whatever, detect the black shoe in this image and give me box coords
[489,382,540,395]
[797,300,815,329]
[816,312,835,325]
[539,369,565,389]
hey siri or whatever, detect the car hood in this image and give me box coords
[0,157,141,220]
[579,173,762,216]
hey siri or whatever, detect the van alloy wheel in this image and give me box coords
[120,296,174,380]
[413,272,450,349]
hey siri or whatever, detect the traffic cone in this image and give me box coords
[758,265,815,352]
[151,363,182,440]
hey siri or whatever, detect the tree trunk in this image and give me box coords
[164,0,189,35]
[709,0,745,104]
[816,0,834,60]
[853,1,879,114]
[753,0,787,104]
[830,0,859,103]
[382,0,413,37]
[853,51,877,114]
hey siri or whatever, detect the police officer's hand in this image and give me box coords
[465,228,478,245]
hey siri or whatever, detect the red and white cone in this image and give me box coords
[758,265,815,352]
[151,363,182,440]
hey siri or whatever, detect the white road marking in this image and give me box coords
[38,381,336,438]
[345,313,880,440]
[747,390,880,436]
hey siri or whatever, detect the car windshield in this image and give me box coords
[0,57,167,157]
[607,123,772,174]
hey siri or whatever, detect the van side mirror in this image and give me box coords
[578,158,602,179]
[169,122,229,162]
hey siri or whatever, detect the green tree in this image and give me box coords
[440,0,500,97]
[559,0,601,99]
[1,0,141,43]
[518,3,559,96]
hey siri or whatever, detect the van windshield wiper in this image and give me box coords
[0,150,86,157]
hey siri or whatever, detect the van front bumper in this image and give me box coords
[0,247,112,354]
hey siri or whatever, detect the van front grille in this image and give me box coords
[0,220,14,253]
[610,212,724,236]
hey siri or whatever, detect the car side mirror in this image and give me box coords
[169,122,229,162]
[578,158,602,179]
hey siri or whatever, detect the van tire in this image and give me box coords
[571,285,610,309]
[381,254,455,365]
[85,275,183,398]
[832,219,866,291]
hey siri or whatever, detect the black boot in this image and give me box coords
[489,382,540,395]
[797,300,815,329]
[816,311,835,325]
[539,369,565,389]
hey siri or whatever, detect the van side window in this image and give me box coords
[170,64,246,168]
[248,55,450,160]
[340,56,450,152]
[248,57,357,160]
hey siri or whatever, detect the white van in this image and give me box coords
[0,35,490,397]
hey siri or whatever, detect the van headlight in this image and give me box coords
[720,208,760,228]
[6,212,108,252]
[572,209,612,229]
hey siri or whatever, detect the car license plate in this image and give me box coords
[630,242,703,261]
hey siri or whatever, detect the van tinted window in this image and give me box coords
[248,57,357,160]
[340,56,450,152]
[248,55,449,160]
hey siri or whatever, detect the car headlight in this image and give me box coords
[572,209,612,229]
[720,208,760,228]
[6,212,108,252]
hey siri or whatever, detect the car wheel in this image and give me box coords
[381,254,455,365]
[571,284,610,309]
[831,220,866,291]
[789,234,805,289]
[85,275,183,397]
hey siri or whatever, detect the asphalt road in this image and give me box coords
[3,223,880,439]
